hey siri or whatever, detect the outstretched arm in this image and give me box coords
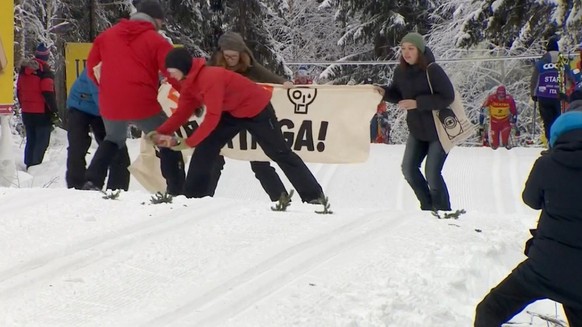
[157,84,202,136]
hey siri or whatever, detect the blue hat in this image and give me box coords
[549,111,582,147]
[34,43,50,61]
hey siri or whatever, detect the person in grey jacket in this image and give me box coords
[377,32,455,213]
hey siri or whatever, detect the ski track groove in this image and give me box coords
[144,211,410,327]
[396,174,406,211]
[0,191,66,215]
[0,201,236,299]
[492,149,505,214]
[508,149,522,214]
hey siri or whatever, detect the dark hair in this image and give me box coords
[399,51,429,71]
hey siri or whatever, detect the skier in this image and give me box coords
[206,31,292,202]
[375,32,455,214]
[530,36,564,146]
[479,85,518,150]
[149,48,325,204]
[474,110,582,327]
[65,68,130,191]
[82,0,185,195]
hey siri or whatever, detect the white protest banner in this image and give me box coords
[222,84,380,163]
[129,83,381,192]
[160,83,380,163]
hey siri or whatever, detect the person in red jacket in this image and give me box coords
[16,43,59,169]
[479,85,518,150]
[150,48,325,203]
[83,0,185,194]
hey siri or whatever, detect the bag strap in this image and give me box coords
[426,62,434,95]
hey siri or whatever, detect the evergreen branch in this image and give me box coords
[102,190,121,200]
[150,192,173,204]
[271,189,294,212]
[315,195,333,215]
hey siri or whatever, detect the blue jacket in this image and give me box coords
[66,69,100,116]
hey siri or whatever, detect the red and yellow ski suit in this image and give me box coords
[481,89,517,149]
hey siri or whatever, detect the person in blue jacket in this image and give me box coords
[66,68,130,190]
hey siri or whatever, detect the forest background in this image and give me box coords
[12,0,582,145]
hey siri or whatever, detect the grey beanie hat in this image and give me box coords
[136,0,164,20]
[218,31,252,54]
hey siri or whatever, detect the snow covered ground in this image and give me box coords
[0,128,569,326]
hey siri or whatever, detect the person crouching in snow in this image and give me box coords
[149,48,325,203]
[474,110,582,326]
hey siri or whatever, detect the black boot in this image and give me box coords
[159,148,185,196]
[106,146,131,191]
[85,140,120,189]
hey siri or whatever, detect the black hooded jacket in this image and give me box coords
[381,47,455,141]
[518,129,582,306]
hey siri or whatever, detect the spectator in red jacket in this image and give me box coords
[294,66,313,85]
[151,48,325,203]
[83,0,185,194]
[16,43,59,169]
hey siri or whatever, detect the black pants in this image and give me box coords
[86,111,185,194]
[401,134,450,211]
[475,263,582,326]
[22,112,52,168]
[208,155,288,201]
[538,98,561,142]
[184,103,322,202]
[66,108,130,190]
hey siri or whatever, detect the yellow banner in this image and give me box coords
[0,0,14,114]
[65,42,92,96]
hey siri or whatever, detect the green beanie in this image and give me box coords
[401,32,426,53]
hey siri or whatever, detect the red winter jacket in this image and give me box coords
[16,59,56,114]
[157,58,272,147]
[86,19,174,120]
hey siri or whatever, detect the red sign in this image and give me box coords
[0,103,13,115]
